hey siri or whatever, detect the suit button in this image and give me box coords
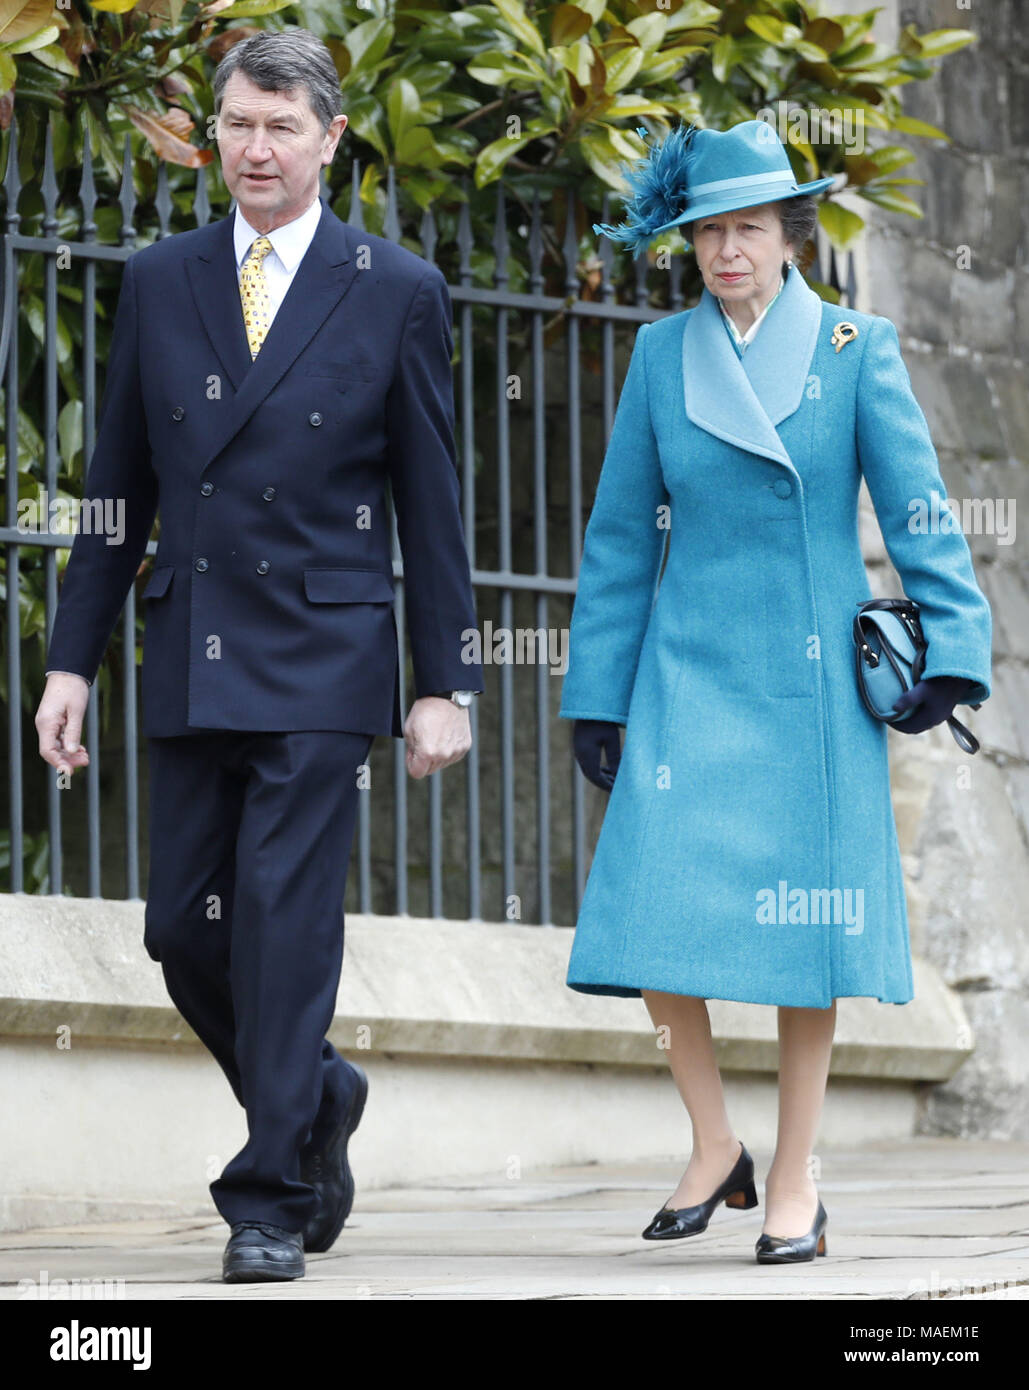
[172,406,185,421]
[309,411,323,427]
[773,479,793,498]
[195,558,209,572]
[262,486,276,501]
[200,482,214,496]
[256,560,270,575]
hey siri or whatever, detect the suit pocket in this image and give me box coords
[303,567,395,603]
[142,565,174,600]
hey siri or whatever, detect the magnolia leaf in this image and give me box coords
[386,76,422,148]
[57,398,83,471]
[0,0,60,42]
[29,41,78,76]
[198,0,293,16]
[625,12,667,52]
[805,278,842,305]
[914,28,976,58]
[857,183,923,216]
[474,131,536,186]
[891,113,948,140]
[604,45,644,93]
[805,17,845,53]
[4,21,57,54]
[818,199,864,250]
[550,4,591,45]
[124,106,215,168]
[490,0,547,59]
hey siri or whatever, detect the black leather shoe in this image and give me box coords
[641,1141,759,1240]
[222,1221,305,1282]
[755,1198,828,1263]
[300,1062,369,1253]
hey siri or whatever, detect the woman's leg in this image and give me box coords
[641,990,742,1207]
[763,1001,837,1237]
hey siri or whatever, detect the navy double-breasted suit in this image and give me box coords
[45,196,483,1235]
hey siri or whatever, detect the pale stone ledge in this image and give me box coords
[0,895,971,1082]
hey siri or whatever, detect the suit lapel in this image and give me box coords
[681,264,822,474]
[185,197,362,474]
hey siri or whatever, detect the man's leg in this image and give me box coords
[143,733,247,1104]
[209,728,372,1232]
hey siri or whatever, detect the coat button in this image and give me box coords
[172,406,185,421]
[773,479,793,498]
[200,482,214,496]
[262,486,276,501]
[256,560,270,575]
[195,557,209,572]
[309,411,323,427]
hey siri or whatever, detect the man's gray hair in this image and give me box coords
[213,28,342,134]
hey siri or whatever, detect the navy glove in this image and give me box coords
[891,675,977,735]
[573,719,622,791]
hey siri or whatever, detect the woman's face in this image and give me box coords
[691,203,790,306]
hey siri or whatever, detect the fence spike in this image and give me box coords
[118,134,137,245]
[80,131,97,240]
[41,120,58,236]
[3,110,22,233]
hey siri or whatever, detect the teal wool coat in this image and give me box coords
[558,264,992,1008]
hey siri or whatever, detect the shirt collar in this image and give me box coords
[717,271,786,350]
[234,194,323,272]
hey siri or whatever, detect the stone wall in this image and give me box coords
[844,0,1029,1137]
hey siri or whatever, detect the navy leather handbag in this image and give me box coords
[853,598,981,755]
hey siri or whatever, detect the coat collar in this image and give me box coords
[681,263,822,472]
[184,196,360,476]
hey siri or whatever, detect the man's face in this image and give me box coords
[216,70,347,231]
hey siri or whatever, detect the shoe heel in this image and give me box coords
[724,1178,758,1210]
[817,1229,827,1256]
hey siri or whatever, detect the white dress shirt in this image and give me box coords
[233,193,323,323]
[45,196,325,686]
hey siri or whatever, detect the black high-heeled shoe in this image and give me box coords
[641,1141,759,1240]
[755,1198,828,1263]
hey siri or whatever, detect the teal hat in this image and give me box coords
[593,119,836,254]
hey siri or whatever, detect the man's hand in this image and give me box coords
[404,695,473,779]
[36,673,91,777]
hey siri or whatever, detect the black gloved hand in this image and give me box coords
[891,675,977,735]
[573,719,622,791]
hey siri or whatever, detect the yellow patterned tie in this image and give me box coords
[239,235,274,359]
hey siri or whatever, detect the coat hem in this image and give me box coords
[566,977,914,1008]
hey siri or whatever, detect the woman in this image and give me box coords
[560,120,992,1263]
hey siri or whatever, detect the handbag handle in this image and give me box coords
[944,714,980,756]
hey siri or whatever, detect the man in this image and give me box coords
[35,28,483,1283]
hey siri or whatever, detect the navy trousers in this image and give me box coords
[143,728,373,1232]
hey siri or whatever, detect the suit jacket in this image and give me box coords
[46,196,483,737]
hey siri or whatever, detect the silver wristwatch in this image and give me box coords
[433,690,476,708]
